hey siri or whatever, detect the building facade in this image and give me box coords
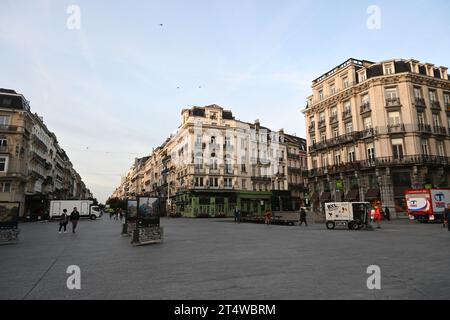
[303,58,450,218]
[111,105,308,217]
[0,88,92,218]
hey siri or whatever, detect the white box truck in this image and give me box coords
[50,200,101,220]
[325,202,371,230]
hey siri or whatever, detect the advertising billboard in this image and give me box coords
[126,200,138,222]
[137,197,160,227]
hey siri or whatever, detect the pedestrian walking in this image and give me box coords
[118,208,124,221]
[444,204,450,232]
[58,209,69,233]
[384,207,391,221]
[264,208,272,225]
[299,208,308,226]
[233,207,241,224]
[70,207,80,234]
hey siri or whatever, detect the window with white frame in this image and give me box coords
[363,117,372,129]
[343,100,351,112]
[342,76,349,89]
[432,113,441,127]
[0,139,7,147]
[331,106,337,118]
[391,138,404,160]
[345,122,353,133]
[320,132,326,142]
[361,93,370,105]
[329,83,336,95]
[421,139,429,156]
[334,151,341,165]
[0,156,8,172]
[321,154,328,167]
[388,111,401,126]
[319,89,324,101]
[0,115,10,126]
[319,112,325,122]
[359,71,367,82]
[224,178,232,188]
[417,112,425,125]
[444,92,450,104]
[437,141,445,157]
[332,127,339,138]
[384,63,394,75]
[366,143,375,162]
[414,87,422,99]
[347,147,355,163]
[209,177,219,188]
[0,182,11,193]
[429,89,437,102]
[385,87,398,100]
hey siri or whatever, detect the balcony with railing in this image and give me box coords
[329,115,338,125]
[414,97,426,108]
[430,100,441,111]
[445,102,450,113]
[433,126,447,135]
[318,119,326,129]
[308,123,315,132]
[342,109,352,120]
[308,155,450,177]
[387,123,405,133]
[417,123,432,133]
[360,102,371,114]
[385,98,401,109]
[0,125,18,132]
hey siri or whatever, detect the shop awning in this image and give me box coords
[345,189,359,201]
[365,188,380,200]
[320,192,331,202]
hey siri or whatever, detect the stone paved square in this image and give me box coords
[1,218,449,300]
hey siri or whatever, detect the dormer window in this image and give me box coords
[384,63,394,75]
[359,71,367,82]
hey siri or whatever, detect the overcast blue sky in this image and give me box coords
[1,0,449,202]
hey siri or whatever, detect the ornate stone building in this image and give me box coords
[303,58,450,217]
[111,105,308,217]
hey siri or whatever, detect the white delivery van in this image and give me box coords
[325,202,371,230]
[50,200,101,220]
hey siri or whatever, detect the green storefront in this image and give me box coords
[176,189,272,218]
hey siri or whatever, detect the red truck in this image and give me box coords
[405,189,450,223]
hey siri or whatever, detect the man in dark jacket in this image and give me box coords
[299,208,308,226]
[70,207,80,233]
[445,204,450,232]
[59,209,69,234]
[384,207,391,221]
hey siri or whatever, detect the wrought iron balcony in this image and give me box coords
[433,126,447,135]
[385,98,401,108]
[318,120,326,128]
[360,102,371,114]
[414,97,426,108]
[430,100,441,111]
[308,123,315,132]
[387,124,405,133]
[417,123,432,133]
[342,109,352,119]
[329,115,338,125]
